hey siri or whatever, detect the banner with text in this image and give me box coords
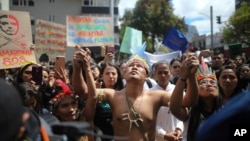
[66,16,114,47]
[34,19,66,63]
[0,10,36,69]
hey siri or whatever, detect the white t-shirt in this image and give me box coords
[151,83,184,141]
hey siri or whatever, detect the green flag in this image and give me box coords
[120,27,142,54]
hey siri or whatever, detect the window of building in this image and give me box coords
[31,19,35,25]
[28,0,34,6]
[12,0,34,6]
[49,15,55,22]
[84,0,89,5]
[12,0,19,5]
[83,0,93,6]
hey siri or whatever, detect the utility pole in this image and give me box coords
[210,6,214,50]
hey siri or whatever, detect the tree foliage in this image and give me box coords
[222,2,250,44]
[119,0,186,52]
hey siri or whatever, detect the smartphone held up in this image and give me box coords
[31,66,43,85]
[55,56,65,71]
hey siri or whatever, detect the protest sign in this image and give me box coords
[0,10,36,69]
[66,15,114,47]
[34,19,66,63]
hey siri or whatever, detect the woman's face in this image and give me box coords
[22,65,32,83]
[170,61,181,77]
[53,96,78,121]
[42,70,49,83]
[155,63,171,88]
[119,63,127,77]
[235,57,243,66]
[198,78,219,99]
[240,65,250,79]
[102,65,118,88]
[91,66,100,80]
[219,69,238,93]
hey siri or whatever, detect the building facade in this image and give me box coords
[9,0,120,62]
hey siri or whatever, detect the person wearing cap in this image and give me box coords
[74,48,199,141]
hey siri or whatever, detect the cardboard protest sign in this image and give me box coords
[66,15,114,47]
[34,19,66,64]
[0,10,36,69]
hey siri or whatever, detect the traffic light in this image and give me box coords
[216,16,221,24]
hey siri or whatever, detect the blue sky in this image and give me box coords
[118,0,235,35]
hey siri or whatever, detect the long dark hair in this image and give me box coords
[187,97,221,141]
[216,65,242,98]
[99,62,124,90]
[16,63,34,84]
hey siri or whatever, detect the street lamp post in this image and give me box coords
[199,6,214,50]
[210,6,214,50]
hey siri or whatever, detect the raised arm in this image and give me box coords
[170,55,199,121]
[72,47,88,100]
[73,48,96,141]
[182,55,199,107]
[79,48,98,121]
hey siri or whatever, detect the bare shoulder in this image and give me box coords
[96,88,121,99]
[146,89,171,107]
[147,89,171,97]
[96,88,116,95]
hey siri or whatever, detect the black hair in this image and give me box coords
[170,58,181,66]
[16,63,35,84]
[154,60,169,70]
[16,82,38,105]
[99,62,124,90]
[216,65,242,98]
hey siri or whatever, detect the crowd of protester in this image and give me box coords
[0,46,250,141]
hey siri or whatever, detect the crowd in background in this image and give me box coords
[0,46,250,141]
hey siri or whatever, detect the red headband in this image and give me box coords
[197,74,217,81]
[49,79,77,107]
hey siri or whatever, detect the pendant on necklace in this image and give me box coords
[122,112,143,132]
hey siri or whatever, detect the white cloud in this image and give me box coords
[172,0,235,35]
[118,0,137,17]
[119,0,235,35]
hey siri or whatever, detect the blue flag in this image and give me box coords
[162,27,188,53]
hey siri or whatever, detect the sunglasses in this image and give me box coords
[173,66,180,69]
[24,71,32,74]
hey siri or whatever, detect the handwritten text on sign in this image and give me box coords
[34,19,66,62]
[66,16,114,47]
[0,10,36,69]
